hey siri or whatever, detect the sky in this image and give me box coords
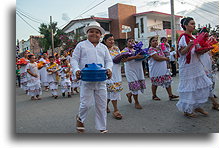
[16,0,219,41]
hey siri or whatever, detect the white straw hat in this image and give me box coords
[84,22,105,35]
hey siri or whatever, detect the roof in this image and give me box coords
[62,17,112,31]
[166,29,184,37]
[134,11,182,18]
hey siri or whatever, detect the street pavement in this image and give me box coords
[16,72,219,133]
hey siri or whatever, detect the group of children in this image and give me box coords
[17,50,80,100]
[16,18,219,133]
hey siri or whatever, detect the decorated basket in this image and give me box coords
[16,58,28,65]
[113,52,133,64]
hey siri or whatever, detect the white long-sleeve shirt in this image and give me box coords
[71,40,113,75]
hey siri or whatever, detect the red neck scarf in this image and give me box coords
[177,33,195,64]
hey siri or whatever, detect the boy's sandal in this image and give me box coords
[184,112,197,118]
[152,95,161,101]
[54,96,58,99]
[113,111,122,120]
[194,108,209,116]
[100,130,108,133]
[169,95,179,101]
[76,115,85,133]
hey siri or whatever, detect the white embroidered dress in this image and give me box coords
[26,62,42,96]
[176,35,212,113]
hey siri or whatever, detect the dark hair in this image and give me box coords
[62,59,67,63]
[148,36,157,48]
[49,56,54,59]
[102,34,113,45]
[28,54,34,59]
[180,17,194,31]
[126,38,134,45]
[160,37,167,42]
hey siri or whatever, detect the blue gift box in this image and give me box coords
[81,63,107,82]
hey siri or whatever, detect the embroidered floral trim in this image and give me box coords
[107,82,123,92]
[128,80,146,91]
[148,47,165,57]
[150,75,172,88]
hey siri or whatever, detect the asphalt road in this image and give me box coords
[16,72,219,133]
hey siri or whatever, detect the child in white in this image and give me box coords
[60,59,71,97]
[38,53,49,90]
[26,55,42,100]
[47,56,59,99]
[71,22,113,133]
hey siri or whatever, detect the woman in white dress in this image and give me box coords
[102,34,123,119]
[122,38,146,109]
[26,55,42,100]
[176,17,212,117]
[20,51,29,94]
[148,36,178,101]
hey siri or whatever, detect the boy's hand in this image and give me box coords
[76,70,81,79]
[106,69,112,79]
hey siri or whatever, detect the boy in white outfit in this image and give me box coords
[71,22,113,133]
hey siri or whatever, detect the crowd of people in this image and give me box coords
[16,18,219,133]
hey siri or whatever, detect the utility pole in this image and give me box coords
[170,0,176,48]
[50,16,54,56]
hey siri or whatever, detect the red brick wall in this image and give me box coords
[108,3,136,40]
[30,36,42,55]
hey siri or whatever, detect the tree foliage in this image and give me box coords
[38,22,64,53]
[59,30,87,52]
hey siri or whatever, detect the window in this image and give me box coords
[136,23,140,38]
[140,18,144,33]
[99,22,110,31]
[76,26,85,36]
[163,21,171,29]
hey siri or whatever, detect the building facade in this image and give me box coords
[62,3,184,50]
[134,11,183,48]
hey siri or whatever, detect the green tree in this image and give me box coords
[38,22,63,53]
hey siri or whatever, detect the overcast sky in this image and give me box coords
[16,0,219,41]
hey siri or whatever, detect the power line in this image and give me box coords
[59,0,107,29]
[73,0,107,19]
[17,8,48,23]
[179,0,219,17]
[190,10,215,26]
[191,0,219,10]
[16,10,42,24]
[16,12,40,33]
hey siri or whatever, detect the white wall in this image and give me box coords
[19,39,30,53]
[65,20,96,33]
[135,14,182,48]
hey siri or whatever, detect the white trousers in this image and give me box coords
[78,81,107,130]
